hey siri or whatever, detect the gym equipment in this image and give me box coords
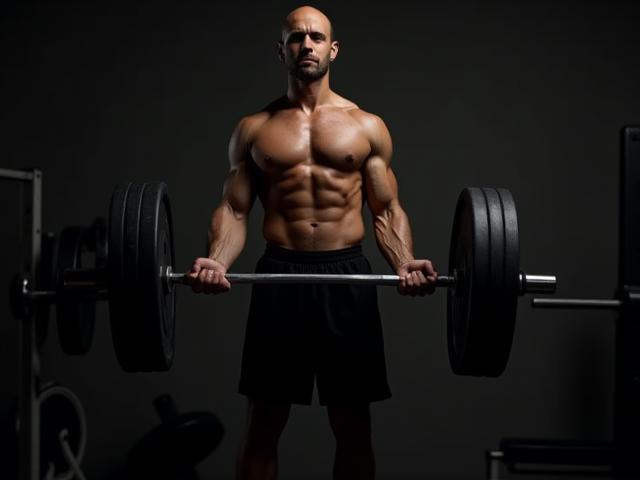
[12,182,556,375]
[446,188,521,377]
[38,383,87,480]
[2,167,43,480]
[6,383,87,480]
[108,182,177,372]
[36,232,56,349]
[127,394,224,480]
[112,183,554,375]
[485,439,614,479]
[55,224,99,355]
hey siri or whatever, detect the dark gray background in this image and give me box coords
[1,0,638,478]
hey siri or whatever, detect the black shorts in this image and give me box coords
[238,245,392,406]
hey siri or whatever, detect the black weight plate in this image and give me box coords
[90,217,108,269]
[447,188,491,375]
[56,226,96,355]
[108,183,130,369]
[491,188,519,374]
[127,411,224,476]
[109,182,176,372]
[138,182,176,371]
[110,182,150,371]
[478,187,512,376]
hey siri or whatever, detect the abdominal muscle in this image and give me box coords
[260,163,366,251]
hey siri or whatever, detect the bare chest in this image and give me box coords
[250,111,372,173]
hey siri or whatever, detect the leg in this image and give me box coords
[327,405,375,480]
[236,399,291,480]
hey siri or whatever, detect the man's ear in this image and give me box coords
[276,41,285,62]
[330,40,339,62]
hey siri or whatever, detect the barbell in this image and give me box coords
[11,182,557,376]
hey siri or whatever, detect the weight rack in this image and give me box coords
[486,126,640,480]
[1,168,42,480]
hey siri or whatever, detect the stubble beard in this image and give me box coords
[288,54,330,82]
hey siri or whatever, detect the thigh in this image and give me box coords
[313,256,391,406]
[239,256,316,405]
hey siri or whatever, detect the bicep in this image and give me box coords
[363,115,398,215]
[364,158,398,215]
[222,119,258,216]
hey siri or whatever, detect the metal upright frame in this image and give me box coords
[1,168,43,480]
[615,125,640,479]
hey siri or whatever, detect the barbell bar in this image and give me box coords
[164,269,555,292]
[532,298,623,310]
[531,288,640,310]
[23,268,557,296]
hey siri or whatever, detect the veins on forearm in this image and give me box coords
[374,204,414,270]
[207,202,247,268]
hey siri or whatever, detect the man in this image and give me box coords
[187,6,438,479]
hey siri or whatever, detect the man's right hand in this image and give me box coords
[186,258,231,294]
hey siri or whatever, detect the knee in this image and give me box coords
[327,406,372,443]
[245,401,291,448]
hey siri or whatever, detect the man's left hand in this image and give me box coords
[397,259,438,296]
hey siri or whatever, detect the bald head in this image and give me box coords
[281,5,335,42]
[277,5,339,82]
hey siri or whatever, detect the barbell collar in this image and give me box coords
[519,274,557,295]
[12,272,110,309]
[531,298,621,310]
[25,289,110,303]
[63,267,108,291]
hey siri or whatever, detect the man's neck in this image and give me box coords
[286,74,332,113]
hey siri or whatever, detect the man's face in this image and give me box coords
[279,14,338,82]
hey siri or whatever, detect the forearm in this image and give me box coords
[206,201,248,269]
[373,202,415,271]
